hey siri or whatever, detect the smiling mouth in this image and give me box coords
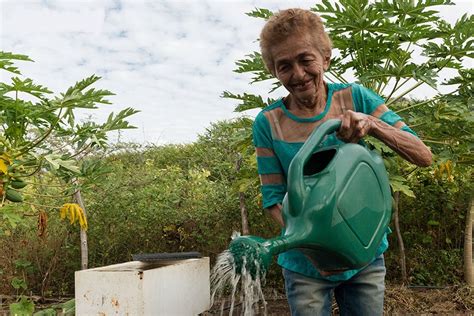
[293,79,313,90]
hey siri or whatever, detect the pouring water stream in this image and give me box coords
[210,232,268,316]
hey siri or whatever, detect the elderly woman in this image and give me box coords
[253,8,432,315]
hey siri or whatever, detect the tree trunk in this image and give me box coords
[393,191,407,284]
[73,179,88,270]
[239,192,249,235]
[464,198,473,286]
[236,154,249,235]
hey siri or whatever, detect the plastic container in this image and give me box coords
[75,257,210,315]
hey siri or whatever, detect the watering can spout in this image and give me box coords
[228,235,297,278]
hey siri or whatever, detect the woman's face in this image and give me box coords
[271,33,330,107]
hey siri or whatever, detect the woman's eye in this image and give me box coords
[278,65,289,72]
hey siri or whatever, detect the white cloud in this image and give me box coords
[1,0,472,143]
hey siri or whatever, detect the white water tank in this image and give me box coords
[75,257,210,315]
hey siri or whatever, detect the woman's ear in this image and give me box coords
[323,55,331,71]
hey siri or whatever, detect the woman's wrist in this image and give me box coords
[366,115,380,137]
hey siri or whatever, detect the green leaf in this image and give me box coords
[14,259,32,269]
[33,308,56,316]
[43,154,80,173]
[222,91,275,112]
[60,299,75,315]
[10,77,53,99]
[9,296,35,316]
[427,219,440,226]
[102,107,139,131]
[390,175,416,198]
[2,210,23,228]
[234,52,275,82]
[11,277,27,290]
[421,234,432,244]
[412,67,438,89]
[0,51,33,75]
[246,8,273,20]
[57,75,115,111]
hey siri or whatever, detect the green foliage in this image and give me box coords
[222,91,276,113]
[246,8,273,20]
[0,52,33,75]
[312,0,470,97]
[9,296,35,316]
[77,120,275,270]
[409,248,463,286]
[0,119,280,295]
[0,51,139,300]
[234,52,274,83]
[11,277,27,290]
[33,309,56,316]
[0,51,138,217]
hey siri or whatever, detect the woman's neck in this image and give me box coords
[284,83,328,118]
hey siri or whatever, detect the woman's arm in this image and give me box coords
[253,111,288,225]
[337,109,432,167]
[267,203,285,227]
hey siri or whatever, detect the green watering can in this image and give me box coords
[229,119,392,277]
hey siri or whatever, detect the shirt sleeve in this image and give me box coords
[252,111,287,209]
[351,83,417,137]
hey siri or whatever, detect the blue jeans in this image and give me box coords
[283,255,386,316]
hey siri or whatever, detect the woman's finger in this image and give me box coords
[346,112,361,142]
[337,113,351,140]
[348,113,370,143]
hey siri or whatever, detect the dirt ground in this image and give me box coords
[204,285,474,315]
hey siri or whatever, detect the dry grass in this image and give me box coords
[204,285,474,315]
[384,285,474,315]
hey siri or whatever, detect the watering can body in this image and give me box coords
[230,119,392,274]
[281,119,392,271]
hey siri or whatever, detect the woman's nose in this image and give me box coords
[293,64,305,79]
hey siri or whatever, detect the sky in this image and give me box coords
[1,0,473,144]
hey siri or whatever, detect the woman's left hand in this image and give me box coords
[337,110,373,143]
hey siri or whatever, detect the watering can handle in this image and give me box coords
[287,119,342,216]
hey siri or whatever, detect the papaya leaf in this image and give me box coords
[222,91,275,112]
[102,107,139,131]
[10,77,53,99]
[245,8,273,20]
[0,51,33,75]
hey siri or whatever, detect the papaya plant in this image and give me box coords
[224,0,472,283]
[0,51,138,281]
